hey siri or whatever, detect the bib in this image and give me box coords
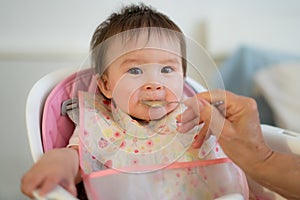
[77,91,249,199]
[78,91,200,173]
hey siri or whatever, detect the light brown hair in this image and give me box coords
[90,3,187,76]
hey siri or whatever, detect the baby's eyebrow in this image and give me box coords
[121,58,181,67]
[120,58,139,66]
[161,58,181,65]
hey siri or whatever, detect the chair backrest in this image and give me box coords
[25,67,78,162]
[41,68,97,153]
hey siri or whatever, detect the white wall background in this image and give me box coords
[1,0,300,199]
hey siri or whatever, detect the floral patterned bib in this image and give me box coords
[76,91,248,199]
[78,91,202,173]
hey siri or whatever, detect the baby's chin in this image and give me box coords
[129,105,178,122]
[130,107,168,123]
[130,107,168,122]
[147,107,168,121]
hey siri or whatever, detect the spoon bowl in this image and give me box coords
[142,99,225,111]
[142,100,181,108]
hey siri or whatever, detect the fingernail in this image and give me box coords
[193,134,198,140]
[175,115,181,122]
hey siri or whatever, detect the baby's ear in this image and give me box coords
[97,74,112,99]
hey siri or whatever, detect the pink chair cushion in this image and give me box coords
[42,68,196,152]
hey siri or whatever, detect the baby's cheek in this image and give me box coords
[127,101,149,120]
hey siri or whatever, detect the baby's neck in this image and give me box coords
[130,113,170,124]
[130,115,150,125]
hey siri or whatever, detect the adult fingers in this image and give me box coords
[200,99,225,133]
[176,96,203,131]
[196,90,227,104]
[196,98,226,139]
[192,122,209,148]
[177,117,200,133]
[177,107,199,124]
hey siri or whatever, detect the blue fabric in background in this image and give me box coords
[216,45,300,125]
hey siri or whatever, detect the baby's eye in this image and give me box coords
[127,67,143,75]
[161,66,174,74]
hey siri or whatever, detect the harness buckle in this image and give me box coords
[61,98,78,116]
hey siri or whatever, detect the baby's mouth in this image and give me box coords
[142,100,166,108]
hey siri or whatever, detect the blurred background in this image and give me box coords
[1,0,300,199]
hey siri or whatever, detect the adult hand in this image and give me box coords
[177,90,300,199]
[177,90,272,172]
[21,148,80,198]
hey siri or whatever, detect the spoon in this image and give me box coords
[142,100,181,108]
[142,99,225,111]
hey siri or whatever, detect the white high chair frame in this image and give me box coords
[25,67,300,200]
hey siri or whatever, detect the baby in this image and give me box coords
[22,4,248,199]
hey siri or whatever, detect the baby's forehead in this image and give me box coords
[122,30,181,50]
[105,29,182,64]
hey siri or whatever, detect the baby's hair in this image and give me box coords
[90,3,187,76]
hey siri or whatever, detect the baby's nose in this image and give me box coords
[143,82,163,91]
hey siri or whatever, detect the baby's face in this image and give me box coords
[99,48,184,121]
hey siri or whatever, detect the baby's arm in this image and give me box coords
[21,147,80,198]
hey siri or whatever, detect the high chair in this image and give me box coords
[25,67,300,200]
[25,67,78,162]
